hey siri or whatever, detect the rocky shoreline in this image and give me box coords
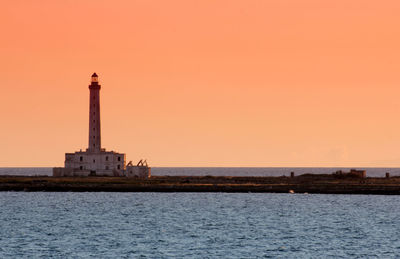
[1,175,400,194]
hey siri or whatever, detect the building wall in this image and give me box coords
[53,168,91,177]
[65,151,126,172]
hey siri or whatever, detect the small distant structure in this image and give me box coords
[53,73,151,179]
[125,160,151,178]
[333,169,366,179]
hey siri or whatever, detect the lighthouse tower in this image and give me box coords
[88,73,101,152]
[53,73,150,178]
[60,73,126,176]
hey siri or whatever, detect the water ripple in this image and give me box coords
[0,193,400,258]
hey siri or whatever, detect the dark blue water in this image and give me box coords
[1,192,399,258]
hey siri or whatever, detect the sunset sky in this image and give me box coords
[1,0,400,167]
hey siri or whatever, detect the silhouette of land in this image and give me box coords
[2,175,400,194]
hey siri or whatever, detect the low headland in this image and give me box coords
[2,172,400,194]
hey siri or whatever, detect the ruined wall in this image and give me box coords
[125,166,151,179]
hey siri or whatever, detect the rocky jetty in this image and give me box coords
[1,174,400,194]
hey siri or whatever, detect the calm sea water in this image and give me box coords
[2,167,400,177]
[1,192,399,258]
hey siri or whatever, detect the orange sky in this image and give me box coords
[1,0,400,167]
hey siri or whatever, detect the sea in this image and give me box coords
[1,168,400,258]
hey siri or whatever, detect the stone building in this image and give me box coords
[53,73,150,178]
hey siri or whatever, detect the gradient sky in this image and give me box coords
[1,0,400,167]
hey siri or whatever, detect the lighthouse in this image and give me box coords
[53,73,150,178]
[55,73,126,176]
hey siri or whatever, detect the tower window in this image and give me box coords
[118,157,121,161]
[117,165,120,170]
[80,166,83,170]
[80,156,83,161]
[93,159,95,163]
[106,156,108,161]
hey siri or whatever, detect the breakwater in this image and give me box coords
[2,175,400,194]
